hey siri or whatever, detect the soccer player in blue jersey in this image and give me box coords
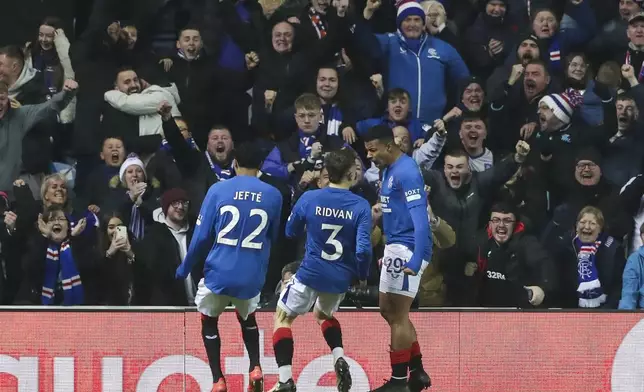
[176,142,283,392]
[271,148,373,392]
[363,125,433,392]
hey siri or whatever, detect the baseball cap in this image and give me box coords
[629,12,644,25]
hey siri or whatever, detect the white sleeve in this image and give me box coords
[104,86,169,116]
[413,132,447,167]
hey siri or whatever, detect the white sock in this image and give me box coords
[278,365,292,383]
[332,347,345,363]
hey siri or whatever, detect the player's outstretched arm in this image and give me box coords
[176,187,218,279]
[355,203,373,281]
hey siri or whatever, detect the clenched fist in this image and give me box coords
[514,140,531,163]
[264,90,277,107]
[63,79,79,92]
[245,51,260,70]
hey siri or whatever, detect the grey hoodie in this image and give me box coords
[0,90,75,193]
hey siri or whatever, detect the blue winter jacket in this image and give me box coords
[373,32,470,124]
[619,246,644,309]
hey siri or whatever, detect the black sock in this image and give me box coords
[409,341,423,373]
[272,327,294,367]
[321,318,343,350]
[237,311,260,371]
[201,314,223,381]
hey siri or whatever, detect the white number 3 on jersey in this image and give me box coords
[321,224,343,261]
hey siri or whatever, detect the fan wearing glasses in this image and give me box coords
[464,202,555,308]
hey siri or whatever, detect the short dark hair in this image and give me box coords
[0,81,7,94]
[616,93,636,104]
[363,124,394,143]
[179,25,201,37]
[43,204,66,222]
[490,202,518,220]
[114,66,137,83]
[325,148,357,184]
[41,16,63,30]
[209,125,231,135]
[445,148,469,159]
[460,112,486,125]
[525,59,550,77]
[233,142,263,170]
[387,88,410,101]
[0,45,25,67]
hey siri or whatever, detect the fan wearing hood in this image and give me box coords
[463,0,519,80]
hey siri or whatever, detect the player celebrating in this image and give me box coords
[363,125,432,392]
[176,142,283,392]
[271,148,373,392]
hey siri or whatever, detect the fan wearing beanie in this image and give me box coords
[537,88,583,132]
[359,0,469,125]
[396,0,426,51]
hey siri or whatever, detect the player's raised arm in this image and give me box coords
[285,195,307,239]
[401,171,432,275]
[176,185,218,279]
[356,202,373,282]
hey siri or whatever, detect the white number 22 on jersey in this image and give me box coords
[321,224,343,261]
[217,205,268,249]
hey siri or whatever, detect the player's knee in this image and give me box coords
[237,311,258,328]
[201,313,219,329]
[274,308,295,328]
[313,308,332,324]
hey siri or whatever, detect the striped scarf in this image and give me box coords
[309,7,327,38]
[129,203,145,241]
[548,37,562,73]
[323,104,343,136]
[575,235,607,308]
[42,240,84,305]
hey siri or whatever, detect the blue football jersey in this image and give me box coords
[286,187,372,293]
[380,154,432,271]
[176,175,283,299]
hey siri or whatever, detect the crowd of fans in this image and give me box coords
[2,0,644,310]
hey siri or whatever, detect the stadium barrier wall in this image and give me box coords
[1,308,644,391]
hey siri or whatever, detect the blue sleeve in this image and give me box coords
[618,254,642,310]
[355,203,373,280]
[447,47,470,89]
[261,146,289,179]
[560,1,596,49]
[407,204,432,273]
[176,186,218,279]
[374,33,391,57]
[400,166,431,272]
[285,194,307,239]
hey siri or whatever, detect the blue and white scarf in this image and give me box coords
[42,240,84,305]
[297,129,318,159]
[548,37,562,73]
[323,104,343,136]
[128,199,145,241]
[160,137,199,154]
[575,235,608,308]
[205,152,235,180]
